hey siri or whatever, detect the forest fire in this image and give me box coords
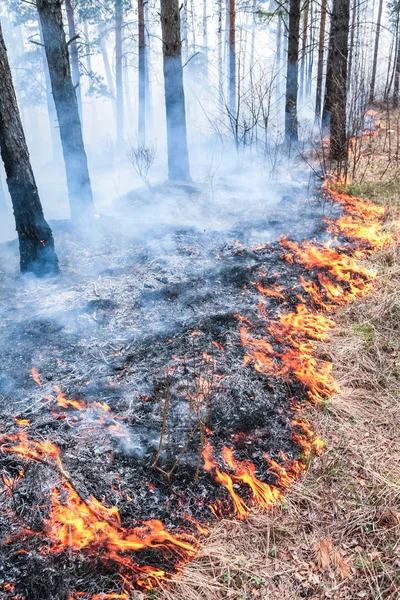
[0,169,396,598]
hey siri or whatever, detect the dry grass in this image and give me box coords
[154,114,400,600]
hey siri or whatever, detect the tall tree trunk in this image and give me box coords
[160,0,191,181]
[306,0,314,98]
[285,0,301,144]
[115,0,124,151]
[347,0,357,93]
[0,23,59,276]
[393,27,400,108]
[323,0,350,161]
[249,0,257,84]
[315,0,327,122]
[83,21,97,132]
[203,0,208,77]
[299,0,309,101]
[384,17,398,102]
[37,0,95,221]
[217,0,224,105]
[138,0,146,141]
[229,0,236,123]
[276,14,282,98]
[39,19,61,163]
[369,0,384,103]
[181,0,189,61]
[65,0,82,123]
[191,0,196,52]
[99,23,116,118]
[144,0,152,133]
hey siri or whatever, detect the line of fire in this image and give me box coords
[0,110,397,598]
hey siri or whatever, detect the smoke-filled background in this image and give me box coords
[0,0,395,246]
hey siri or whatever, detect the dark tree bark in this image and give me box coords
[65,0,82,122]
[37,0,95,221]
[229,0,236,121]
[160,0,191,181]
[115,0,124,151]
[138,0,146,141]
[285,0,301,144]
[0,23,59,276]
[322,0,350,162]
[315,0,327,121]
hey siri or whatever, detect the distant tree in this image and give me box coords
[160,0,191,181]
[299,0,309,101]
[138,0,146,141]
[285,0,300,144]
[0,22,59,276]
[369,0,383,103]
[36,0,95,221]
[115,0,124,150]
[322,0,350,162]
[229,0,236,125]
[315,0,327,121]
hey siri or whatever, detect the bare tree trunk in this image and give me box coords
[37,0,95,221]
[347,0,357,93]
[217,0,224,105]
[203,0,208,76]
[144,0,152,133]
[323,0,350,161]
[83,21,97,132]
[306,0,314,98]
[191,0,196,53]
[285,0,300,144]
[181,0,189,61]
[393,28,400,108]
[315,0,327,121]
[369,0,384,103]
[0,24,59,276]
[115,0,124,151]
[384,18,398,102]
[276,14,282,99]
[249,0,257,82]
[65,0,82,123]
[99,23,116,120]
[299,0,309,101]
[160,0,191,181]
[39,19,61,163]
[138,0,146,141]
[229,0,236,124]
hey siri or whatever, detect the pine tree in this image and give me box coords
[0,22,59,276]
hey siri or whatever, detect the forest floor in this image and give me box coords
[156,111,400,600]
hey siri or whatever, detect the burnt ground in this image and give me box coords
[0,174,343,599]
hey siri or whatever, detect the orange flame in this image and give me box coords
[31,368,41,386]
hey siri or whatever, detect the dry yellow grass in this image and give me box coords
[149,113,400,600]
